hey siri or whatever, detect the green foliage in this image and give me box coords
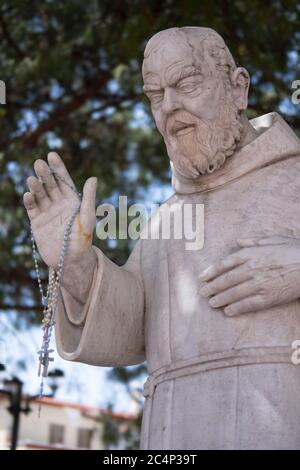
[100,404,142,450]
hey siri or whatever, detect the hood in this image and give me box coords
[171,112,300,194]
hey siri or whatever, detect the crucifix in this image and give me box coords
[38,345,54,378]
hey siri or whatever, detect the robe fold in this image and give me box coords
[56,112,300,449]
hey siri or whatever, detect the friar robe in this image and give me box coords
[56,112,300,449]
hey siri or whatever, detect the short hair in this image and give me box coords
[143,27,237,81]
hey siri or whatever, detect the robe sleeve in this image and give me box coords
[55,240,146,367]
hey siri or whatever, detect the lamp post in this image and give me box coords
[0,376,26,450]
[4,377,23,451]
[0,367,64,450]
[48,368,64,397]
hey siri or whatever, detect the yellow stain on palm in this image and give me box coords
[77,215,92,247]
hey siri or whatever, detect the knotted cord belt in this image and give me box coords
[143,346,293,398]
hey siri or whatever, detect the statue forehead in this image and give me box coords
[142,27,216,84]
[142,42,194,84]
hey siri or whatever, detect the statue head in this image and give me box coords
[142,27,250,179]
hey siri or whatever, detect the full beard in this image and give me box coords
[165,100,243,179]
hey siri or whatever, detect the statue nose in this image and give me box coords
[162,87,181,115]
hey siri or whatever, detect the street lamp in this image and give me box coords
[0,376,24,451]
[0,367,64,450]
[48,368,64,397]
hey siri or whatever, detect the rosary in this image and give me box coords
[30,168,81,415]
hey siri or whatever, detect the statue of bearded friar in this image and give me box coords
[24,27,300,449]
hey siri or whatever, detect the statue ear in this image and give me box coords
[230,67,250,111]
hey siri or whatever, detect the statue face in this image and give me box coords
[143,38,243,178]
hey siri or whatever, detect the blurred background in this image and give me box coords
[0,0,299,450]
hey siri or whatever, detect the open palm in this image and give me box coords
[23,152,97,270]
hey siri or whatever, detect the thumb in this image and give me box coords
[80,176,97,231]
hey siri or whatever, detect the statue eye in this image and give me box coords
[176,75,203,93]
[150,92,164,104]
[177,81,197,93]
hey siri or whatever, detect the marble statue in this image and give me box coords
[24,27,300,449]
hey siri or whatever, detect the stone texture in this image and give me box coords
[25,26,300,450]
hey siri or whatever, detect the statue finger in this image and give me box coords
[237,235,299,248]
[236,237,261,247]
[23,192,40,220]
[256,235,300,245]
[208,279,260,308]
[199,254,247,282]
[223,294,265,316]
[200,266,252,298]
[26,175,51,210]
[47,152,78,197]
[33,159,61,201]
[80,176,97,232]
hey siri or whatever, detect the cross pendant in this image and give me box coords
[38,348,54,377]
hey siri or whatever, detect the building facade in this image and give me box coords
[0,395,135,450]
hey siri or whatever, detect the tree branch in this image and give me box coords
[0,14,25,59]
[0,304,40,311]
[22,70,112,148]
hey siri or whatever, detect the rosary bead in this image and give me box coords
[30,169,81,403]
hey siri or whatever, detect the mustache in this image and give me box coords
[167,111,198,135]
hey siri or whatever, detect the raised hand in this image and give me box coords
[199,235,300,316]
[23,152,97,270]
